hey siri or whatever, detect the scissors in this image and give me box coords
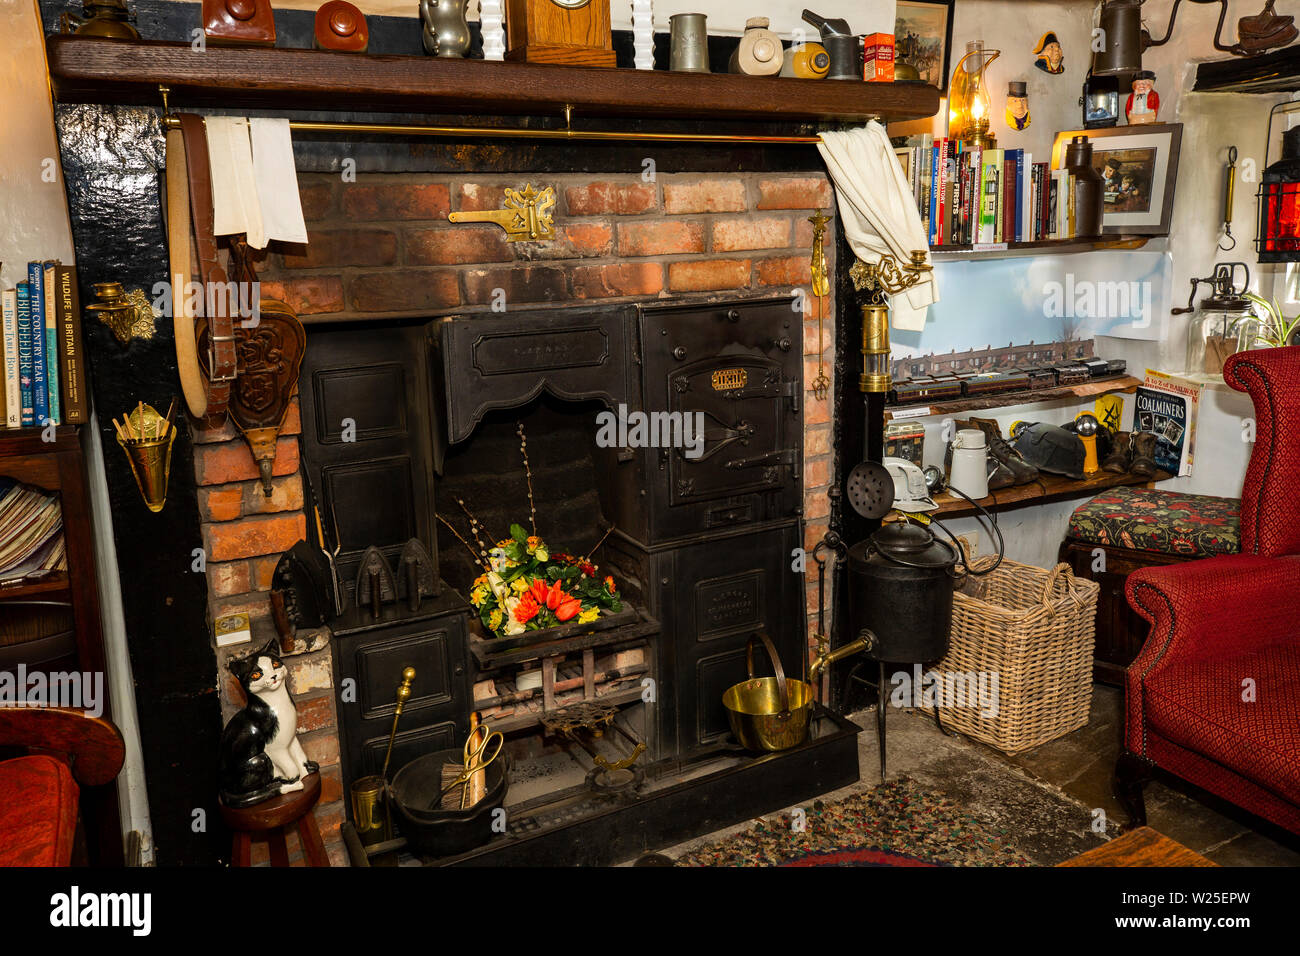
[433,723,504,810]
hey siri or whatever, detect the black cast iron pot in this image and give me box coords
[846,522,959,663]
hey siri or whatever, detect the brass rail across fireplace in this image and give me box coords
[158,88,860,146]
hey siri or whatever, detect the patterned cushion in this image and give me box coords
[1067,486,1240,557]
[1143,636,1300,807]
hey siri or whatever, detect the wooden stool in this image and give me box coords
[220,771,330,867]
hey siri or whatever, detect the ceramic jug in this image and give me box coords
[420,0,470,57]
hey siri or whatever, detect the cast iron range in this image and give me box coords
[299,295,859,864]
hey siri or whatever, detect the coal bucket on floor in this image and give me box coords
[389,748,510,857]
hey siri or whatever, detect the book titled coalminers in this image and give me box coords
[1135,369,1202,478]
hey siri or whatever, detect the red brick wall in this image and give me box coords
[194,169,838,863]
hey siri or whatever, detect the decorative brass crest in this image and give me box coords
[85,281,157,344]
[447,183,556,241]
[711,368,748,391]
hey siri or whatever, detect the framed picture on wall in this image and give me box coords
[895,0,956,95]
[1050,123,1183,236]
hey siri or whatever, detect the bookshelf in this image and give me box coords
[928,235,1150,261]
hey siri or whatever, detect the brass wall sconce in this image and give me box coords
[85,281,156,344]
[849,251,933,395]
[448,183,556,241]
[113,401,177,513]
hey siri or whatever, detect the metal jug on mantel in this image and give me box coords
[420,0,471,57]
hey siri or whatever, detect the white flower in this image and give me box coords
[488,572,510,601]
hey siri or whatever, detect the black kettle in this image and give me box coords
[846,522,959,663]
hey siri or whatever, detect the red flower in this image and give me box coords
[530,578,551,605]
[580,562,597,577]
[515,592,540,624]
[555,598,583,622]
[604,575,616,594]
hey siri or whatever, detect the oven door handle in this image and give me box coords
[722,448,799,480]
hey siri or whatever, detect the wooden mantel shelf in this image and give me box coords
[46,36,940,126]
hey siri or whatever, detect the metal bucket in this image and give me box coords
[722,632,814,752]
[389,748,509,857]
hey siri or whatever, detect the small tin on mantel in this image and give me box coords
[669,13,709,72]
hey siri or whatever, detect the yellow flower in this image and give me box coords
[511,577,530,594]
[577,607,600,624]
[470,584,490,606]
[488,609,503,631]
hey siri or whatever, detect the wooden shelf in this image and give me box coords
[45,36,940,126]
[902,469,1173,520]
[884,375,1142,421]
[0,572,71,601]
[928,235,1150,261]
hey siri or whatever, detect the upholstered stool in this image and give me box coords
[1060,486,1240,684]
[220,771,330,867]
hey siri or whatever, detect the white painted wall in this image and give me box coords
[887,1,1287,572]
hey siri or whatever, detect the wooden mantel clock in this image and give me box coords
[505,0,617,66]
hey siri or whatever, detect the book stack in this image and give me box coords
[0,478,66,586]
[895,136,1080,247]
[1,261,89,430]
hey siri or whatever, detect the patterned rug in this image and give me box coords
[677,776,1033,867]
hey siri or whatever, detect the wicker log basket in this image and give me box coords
[928,557,1100,755]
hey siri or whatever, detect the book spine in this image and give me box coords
[56,265,88,424]
[43,261,60,426]
[1067,172,1077,238]
[16,283,34,427]
[929,142,939,245]
[1016,151,1028,242]
[27,263,48,427]
[1,289,18,428]
[998,154,1013,243]
[980,158,999,244]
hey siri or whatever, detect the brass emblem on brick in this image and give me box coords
[711,368,747,391]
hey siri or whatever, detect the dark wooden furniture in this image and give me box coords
[887,469,1170,522]
[0,705,126,867]
[1058,826,1216,867]
[0,426,121,865]
[220,771,330,867]
[0,426,107,678]
[44,36,940,124]
[1060,540,1194,685]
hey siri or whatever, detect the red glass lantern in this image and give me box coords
[1258,127,1300,262]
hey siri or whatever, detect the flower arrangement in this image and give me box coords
[467,525,622,638]
[439,423,623,640]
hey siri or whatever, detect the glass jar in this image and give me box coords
[1182,264,1260,376]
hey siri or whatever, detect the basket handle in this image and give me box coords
[745,631,790,718]
[1041,562,1076,605]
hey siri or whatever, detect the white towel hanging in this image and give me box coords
[818,123,939,332]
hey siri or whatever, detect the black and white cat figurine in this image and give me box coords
[219,639,319,809]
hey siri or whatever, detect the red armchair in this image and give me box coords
[1118,346,1300,835]
[0,706,125,866]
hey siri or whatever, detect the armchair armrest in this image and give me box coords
[0,706,125,787]
[1125,553,1300,753]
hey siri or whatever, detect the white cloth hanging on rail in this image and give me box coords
[205,116,307,250]
[818,123,939,332]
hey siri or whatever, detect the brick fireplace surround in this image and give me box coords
[193,170,837,865]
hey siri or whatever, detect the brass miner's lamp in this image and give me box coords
[848,251,932,394]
